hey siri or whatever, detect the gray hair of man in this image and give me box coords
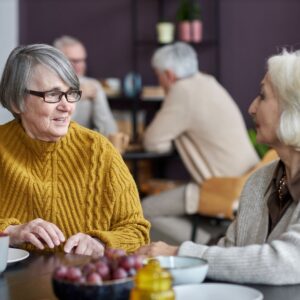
[151,42,198,79]
[268,49,300,149]
[0,43,79,116]
[53,35,83,51]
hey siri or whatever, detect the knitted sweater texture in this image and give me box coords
[178,161,300,285]
[0,120,150,253]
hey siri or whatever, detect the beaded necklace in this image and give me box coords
[278,171,288,202]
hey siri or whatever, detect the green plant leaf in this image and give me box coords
[248,129,269,158]
[176,0,201,21]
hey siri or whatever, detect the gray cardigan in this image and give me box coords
[178,160,300,285]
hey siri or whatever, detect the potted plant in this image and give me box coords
[176,0,203,43]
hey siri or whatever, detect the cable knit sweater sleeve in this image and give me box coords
[178,161,300,285]
[86,144,150,253]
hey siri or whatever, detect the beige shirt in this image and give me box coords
[143,72,259,211]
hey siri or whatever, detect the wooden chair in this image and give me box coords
[190,149,278,241]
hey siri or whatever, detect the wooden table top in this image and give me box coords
[1,251,300,300]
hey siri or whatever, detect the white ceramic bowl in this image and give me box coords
[150,256,208,285]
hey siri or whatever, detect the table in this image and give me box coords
[1,251,300,300]
[123,149,174,189]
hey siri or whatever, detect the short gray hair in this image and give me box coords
[0,44,79,115]
[53,35,83,51]
[268,50,300,149]
[151,42,198,78]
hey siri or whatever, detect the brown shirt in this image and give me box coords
[267,161,300,235]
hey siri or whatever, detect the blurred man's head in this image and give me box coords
[151,42,199,93]
[54,36,87,77]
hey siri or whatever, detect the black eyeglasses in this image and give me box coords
[26,89,82,103]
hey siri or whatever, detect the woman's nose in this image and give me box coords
[57,96,73,111]
[248,97,258,116]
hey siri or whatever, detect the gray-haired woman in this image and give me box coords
[0,44,150,256]
[137,50,300,285]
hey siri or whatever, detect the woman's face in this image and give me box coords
[18,64,76,142]
[248,73,281,147]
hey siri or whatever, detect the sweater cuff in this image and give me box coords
[0,218,21,232]
[178,241,209,258]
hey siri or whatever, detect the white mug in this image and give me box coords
[0,233,9,273]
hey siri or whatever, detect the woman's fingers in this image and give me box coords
[32,225,55,248]
[75,239,89,255]
[43,223,65,246]
[32,220,65,248]
[6,218,65,250]
[64,235,79,254]
[23,232,45,250]
[64,233,104,257]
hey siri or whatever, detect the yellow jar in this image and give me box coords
[130,259,175,300]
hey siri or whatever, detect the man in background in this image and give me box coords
[54,35,117,136]
[142,42,259,244]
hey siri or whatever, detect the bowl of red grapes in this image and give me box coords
[52,248,144,300]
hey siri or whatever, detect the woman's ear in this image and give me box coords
[165,69,177,84]
[11,103,21,114]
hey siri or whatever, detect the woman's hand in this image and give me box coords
[4,218,65,250]
[64,233,105,257]
[136,241,179,257]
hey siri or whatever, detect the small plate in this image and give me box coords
[7,248,30,264]
[174,283,263,300]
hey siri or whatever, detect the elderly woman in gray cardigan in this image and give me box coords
[137,50,300,285]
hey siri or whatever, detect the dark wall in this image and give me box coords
[19,0,300,127]
[220,0,300,126]
[19,0,133,79]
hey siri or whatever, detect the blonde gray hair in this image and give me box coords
[268,50,300,149]
[0,44,79,116]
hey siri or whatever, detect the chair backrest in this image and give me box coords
[198,149,278,220]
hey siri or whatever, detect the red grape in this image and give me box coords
[86,272,103,284]
[54,266,68,280]
[119,255,135,271]
[53,248,145,285]
[82,263,96,276]
[95,261,110,279]
[112,268,128,280]
[65,267,82,282]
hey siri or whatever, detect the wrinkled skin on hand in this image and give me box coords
[135,241,178,257]
[5,218,65,249]
[64,232,105,257]
[5,219,104,257]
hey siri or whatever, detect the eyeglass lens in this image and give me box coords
[45,90,81,103]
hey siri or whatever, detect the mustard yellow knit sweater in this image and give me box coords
[0,120,150,253]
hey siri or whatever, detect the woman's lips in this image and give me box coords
[53,117,69,125]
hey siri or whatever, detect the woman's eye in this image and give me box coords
[47,91,60,98]
[259,92,265,100]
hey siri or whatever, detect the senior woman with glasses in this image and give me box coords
[137,50,300,285]
[0,44,150,256]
